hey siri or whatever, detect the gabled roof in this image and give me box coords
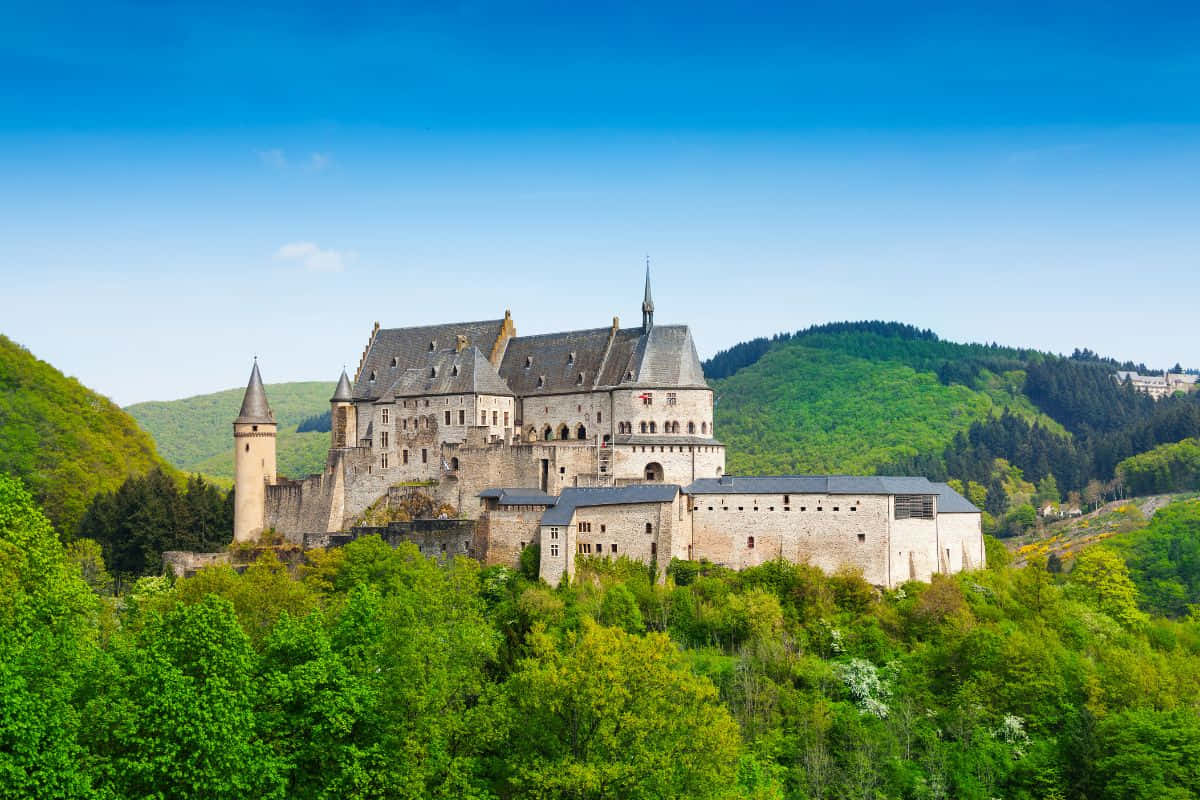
[235,361,275,424]
[684,475,941,496]
[541,484,680,526]
[378,347,513,399]
[354,319,506,400]
[479,488,556,506]
[930,482,981,513]
[499,324,708,394]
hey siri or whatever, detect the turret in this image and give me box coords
[232,359,276,543]
[641,257,654,332]
[330,368,357,449]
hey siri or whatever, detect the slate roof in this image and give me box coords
[499,324,707,394]
[354,319,506,400]
[235,362,275,424]
[685,475,942,496]
[541,485,681,526]
[377,347,513,399]
[479,488,556,506]
[331,369,353,402]
[931,482,981,513]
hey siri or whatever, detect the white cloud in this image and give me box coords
[273,241,354,273]
[309,152,331,171]
[256,148,287,168]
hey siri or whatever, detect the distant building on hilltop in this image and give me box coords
[1114,370,1198,400]
[210,267,984,588]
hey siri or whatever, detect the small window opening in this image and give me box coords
[747,536,755,549]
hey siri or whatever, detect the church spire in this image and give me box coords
[235,359,275,424]
[642,256,654,332]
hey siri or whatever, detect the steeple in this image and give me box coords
[331,368,353,403]
[235,359,275,424]
[641,256,654,332]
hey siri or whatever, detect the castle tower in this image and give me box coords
[330,368,357,449]
[232,359,277,543]
[642,257,654,332]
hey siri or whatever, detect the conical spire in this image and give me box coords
[641,256,654,332]
[331,368,353,402]
[235,359,275,424]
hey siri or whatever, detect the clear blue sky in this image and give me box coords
[2,2,1198,405]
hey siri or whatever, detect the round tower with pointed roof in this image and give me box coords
[330,367,357,450]
[233,359,277,543]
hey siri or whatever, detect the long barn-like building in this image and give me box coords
[228,269,983,587]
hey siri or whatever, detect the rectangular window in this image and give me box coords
[504,411,510,426]
[666,392,677,405]
[597,411,602,422]
[783,494,790,504]
[403,419,408,430]
[421,448,428,464]
[445,411,451,425]
[380,431,389,448]
[402,449,409,464]
[650,542,656,555]
[493,411,498,426]
[481,411,487,425]
[611,543,617,553]
[894,494,935,520]
[858,533,866,542]
[381,454,388,469]
[550,544,559,557]
[550,528,559,540]
[600,524,606,533]
[459,410,465,425]
[642,393,653,405]
[381,408,389,424]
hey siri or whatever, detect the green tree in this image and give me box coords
[598,583,645,633]
[506,620,741,799]
[1070,547,1146,628]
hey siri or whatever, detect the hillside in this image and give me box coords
[711,323,1065,476]
[126,381,335,482]
[0,333,175,532]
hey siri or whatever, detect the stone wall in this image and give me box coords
[612,442,724,485]
[690,493,892,585]
[936,512,986,573]
[477,508,545,568]
[609,387,714,438]
[162,550,231,578]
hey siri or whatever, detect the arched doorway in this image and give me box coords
[644,462,664,482]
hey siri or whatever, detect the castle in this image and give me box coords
[228,269,984,587]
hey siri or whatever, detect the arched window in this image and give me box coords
[688,421,695,434]
[640,421,647,433]
[543,425,553,440]
[558,424,570,441]
[649,422,657,433]
[645,522,653,534]
[576,425,587,439]
[644,462,663,482]
[701,422,707,434]
[450,457,459,470]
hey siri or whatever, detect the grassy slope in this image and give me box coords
[126,381,335,481]
[713,339,1065,476]
[0,333,176,533]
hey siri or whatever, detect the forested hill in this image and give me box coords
[126,381,335,482]
[0,333,175,532]
[707,321,1200,531]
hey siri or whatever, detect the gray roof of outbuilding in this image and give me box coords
[479,488,556,506]
[541,484,680,526]
[931,482,981,513]
[684,475,943,496]
[354,319,506,400]
[235,361,275,424]
[378,347,513,399]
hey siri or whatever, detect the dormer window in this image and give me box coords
[369,370,377,382]
[567,352,576,365]
[537,375,545,388]
[576,372,585,385]
[452,364,459,376]
[430,366,438,378]
[525,355,534,368]
[391,356,398,367]
[625,371,633,381]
